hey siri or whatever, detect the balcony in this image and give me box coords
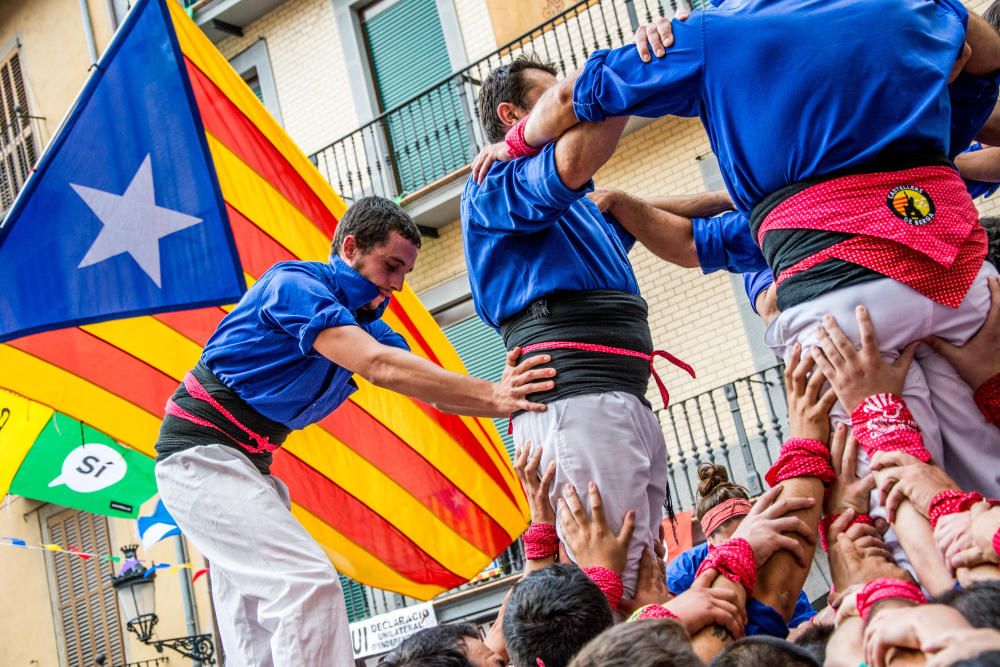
[309,0,707,226]
[183,0,289,43]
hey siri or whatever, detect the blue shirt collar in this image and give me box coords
[326,254,390,321]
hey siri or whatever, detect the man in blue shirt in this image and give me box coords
[154,196,555,666]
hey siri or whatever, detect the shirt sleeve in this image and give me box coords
[258,269,358,357]
[742,269,774,314]
[604,211,637,253]
[467,143,593,232]
[366,319,410,352]
[788,591,817,628]
[665,547,701,595]
[693,211,768,275]
[949,71,1000,160]
[573,13,704,123]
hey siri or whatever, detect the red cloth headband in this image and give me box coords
[700,498,752,537]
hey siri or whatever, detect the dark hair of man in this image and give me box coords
[379,622,478,667]
[695,463,751,537]
[568,618,703,667]
[503,563,614,667]
[477,54,559,144]
[791,622,834,664]
[331,195,421,256]
[710,636,820,667]
[934,581,1000,630]
[954,651,1000,667]
[985,0,1000,33]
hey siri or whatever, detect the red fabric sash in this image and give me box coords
[759,166,986,308]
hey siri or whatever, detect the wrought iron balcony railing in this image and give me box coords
[309,0,706,204]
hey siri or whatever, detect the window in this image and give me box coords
[46,509,125,667]
[0,49,37,212]
[228,40,282,124]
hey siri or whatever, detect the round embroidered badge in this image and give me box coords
[886,186,935,225]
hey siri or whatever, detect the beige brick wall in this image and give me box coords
[453,0,497,62]
[216,0,358,155]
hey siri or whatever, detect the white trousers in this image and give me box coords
[512,391,667,597]
[765,262,1000,498]
[155,445,355,667]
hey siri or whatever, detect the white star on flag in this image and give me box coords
[72,154,203,287]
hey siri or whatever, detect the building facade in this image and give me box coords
[1,0,998,664]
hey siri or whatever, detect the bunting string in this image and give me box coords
[0,536,208,581]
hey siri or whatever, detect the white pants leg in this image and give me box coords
[512,391,667,597]
[155,444,355,667]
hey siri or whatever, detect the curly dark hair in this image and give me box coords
[477,54,558,144]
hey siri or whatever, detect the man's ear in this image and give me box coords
[497,101,523,129]
[341,234,358,261]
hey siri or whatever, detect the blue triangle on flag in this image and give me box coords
[137,498,182,550]
[0,0,244,343]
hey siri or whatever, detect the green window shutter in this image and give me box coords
[363,0,470,194]
[442,316,515,460]
[341,573,371,622]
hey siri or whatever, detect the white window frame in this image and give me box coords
[228,39,283,125]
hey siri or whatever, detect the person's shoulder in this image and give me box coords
[258,260,331,291]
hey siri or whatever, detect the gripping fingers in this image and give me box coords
[563,483,589,526]
[518,399,548,413]
[824,314,859,362]
[633,27,652,62]
[645,23,665,58]
[514,353,552,373]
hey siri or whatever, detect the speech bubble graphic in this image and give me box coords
[48,443,127,493]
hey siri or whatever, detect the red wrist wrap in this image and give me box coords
[504,117,541,159]
[695,537,757,595]
[819,512,873,552]
[993,528,1000,558]
[855,577,925,623]
[628,604,680,622]
[851,393,931,463]
[764,438,835,486]
[975,374,1000,426]
[523,522,559,559]
[583,566,623,612]
[928,490,985,529]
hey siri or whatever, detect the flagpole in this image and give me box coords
[174,535,204,665]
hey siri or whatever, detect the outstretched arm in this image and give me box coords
[590,187,699,268]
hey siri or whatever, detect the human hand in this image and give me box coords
[513,442,556,524]
[558,481,635,573]
[828,510,909,593]
[493,347,556,415]
[923,627,1000,667]
[825,425,875,516]
[864,604,971,667]
[619,547,672,615]
[934,510,974,575]
[870,451,959,522]
[924,274,1000,391]
[663,570,747,639]
[632,12,687,62]
[784,342,837,444]
[587,186,622,213]
[949,502,1000,570]
[730,484,817,567]
[471,141,514,184]
[810,306,918,413]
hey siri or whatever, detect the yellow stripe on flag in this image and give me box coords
[82,317,202,382]
[349,378,527,538]
[293,503,447,599]
[0,347,160,457]
[207,134,330,261]
[166,0,347,222]
[288,424,490,578]
[0,389,54,497]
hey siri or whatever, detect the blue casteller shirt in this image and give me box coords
[573,0,970,214]
[461,142,640,329]
[201,255,409,429]
[667,542,816,634]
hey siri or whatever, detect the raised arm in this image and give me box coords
[591,187,699,268]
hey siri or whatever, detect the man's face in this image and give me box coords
[343,230,419,311]
[461,636,507,667]
[521,68,559,114]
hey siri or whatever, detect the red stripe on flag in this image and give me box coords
[388,300,442,366]
[184,59,339,239]
[270,449,467,588]
[227,203,296,278]
[153,307,226,347]
[7,329,177,417]
[318,401,513,555]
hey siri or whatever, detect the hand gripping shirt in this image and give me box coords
[201,255,408,429]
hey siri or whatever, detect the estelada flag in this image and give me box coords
[0,0,527,599]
